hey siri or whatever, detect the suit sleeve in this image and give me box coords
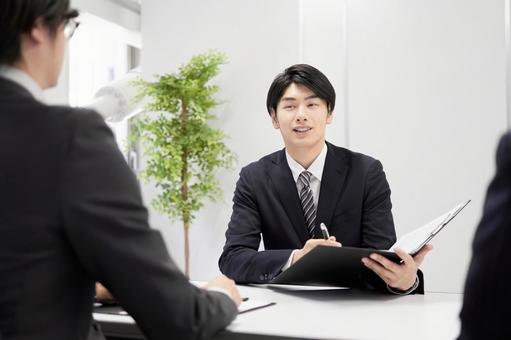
[59,110,237,340]
[360,159,424,294]
[218,167,293,283]
[458,133,511,339]
[360,160,396,249]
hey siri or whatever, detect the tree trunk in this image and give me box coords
[180,101,191,277]
[183,220,190,277]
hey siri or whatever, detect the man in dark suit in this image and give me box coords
[458,132,511,340]
[0,1,240,339]
[219,64,431,294]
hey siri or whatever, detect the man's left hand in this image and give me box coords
[362,244,433,291]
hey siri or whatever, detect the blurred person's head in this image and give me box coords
[0,0,79,88]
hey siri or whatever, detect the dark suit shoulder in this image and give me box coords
[496,131,511,169]
[46,105,103,127]
[0,81,104,136]
[239,148,285,178]
[0,77,95,121]
[40,106,112,152]
[44,106,111,157]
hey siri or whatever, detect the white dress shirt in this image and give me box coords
[281,143,328,271]
[0,65,45,102]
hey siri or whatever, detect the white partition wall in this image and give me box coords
[142,0,508,292]
[346,0,507,292]
[301,0,348,147]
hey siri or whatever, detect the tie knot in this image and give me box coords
[298,171,312,187]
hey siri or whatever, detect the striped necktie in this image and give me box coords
[298,171,317,238]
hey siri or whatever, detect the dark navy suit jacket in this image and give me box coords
[0,77,236,340]
[458,132,511,340]
[219,142,423,292]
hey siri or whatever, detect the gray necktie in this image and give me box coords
[298,171,317,238]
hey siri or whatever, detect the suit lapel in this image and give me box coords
[269,150,309,245]
[316,143,349,230]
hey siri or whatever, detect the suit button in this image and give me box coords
[259,275,264,281]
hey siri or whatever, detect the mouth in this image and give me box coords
[293,127,312,133]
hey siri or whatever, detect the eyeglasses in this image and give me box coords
[64,19,80,39]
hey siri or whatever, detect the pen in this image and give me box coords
[320,223,330,240]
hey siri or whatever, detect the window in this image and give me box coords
[69,12,141,163]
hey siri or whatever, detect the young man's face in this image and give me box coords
[271,82,333,152]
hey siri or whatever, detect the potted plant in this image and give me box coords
[132,51,235,277]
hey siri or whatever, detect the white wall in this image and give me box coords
[347,0,507,292]
[142,0,508,292]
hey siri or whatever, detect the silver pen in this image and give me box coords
[320,222,330,240]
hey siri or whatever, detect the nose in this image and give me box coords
[296,105,308,121]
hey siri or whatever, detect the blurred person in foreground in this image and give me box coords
[0,1,240,339]
[458,132,511,340]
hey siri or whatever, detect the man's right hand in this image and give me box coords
[204,275,242,306]
[292,236,342,265]
[95,282,115,302]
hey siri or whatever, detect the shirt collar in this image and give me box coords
[0,65,45,103]
[285,143,328,183]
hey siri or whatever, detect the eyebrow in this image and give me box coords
[280,95,319,102]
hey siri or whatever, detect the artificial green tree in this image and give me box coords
[132,51,235,277]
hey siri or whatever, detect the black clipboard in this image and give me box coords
[271,200,470,287]
[271,246,400,287]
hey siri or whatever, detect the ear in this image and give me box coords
[26,18,48,46]
[271,110,280,129]
[326,111,334,125]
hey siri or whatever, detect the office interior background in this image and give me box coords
[47,0,509,294]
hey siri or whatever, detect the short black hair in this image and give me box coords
[0,0,78,65]
[266,64,336,115]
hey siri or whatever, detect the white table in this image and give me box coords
[94,284,462,340]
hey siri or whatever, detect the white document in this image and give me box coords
[389,200,470,255]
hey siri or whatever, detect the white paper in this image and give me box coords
[389,200,469,254]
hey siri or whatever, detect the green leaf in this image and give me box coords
[132,50,235,225]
